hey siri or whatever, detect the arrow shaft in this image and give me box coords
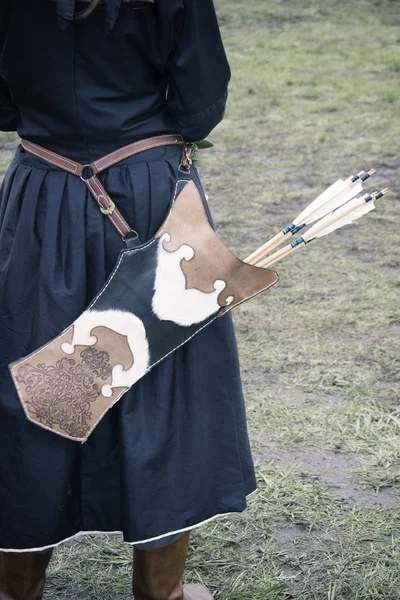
[245,173,368,266]
[256,239,305,268]
[255,198,367,268]
[244,231,286,264]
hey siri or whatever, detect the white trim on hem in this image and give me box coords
[0,489,259,553]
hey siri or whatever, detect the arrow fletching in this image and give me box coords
[293,179,348,225]
[293,170,375,228]
[296,179,363,226]
[307,187,388,242]
[302,193,371,242]
[244,170,373,265]
[312,202,376,239]
[257,188,389,269]
[293,169,376,233]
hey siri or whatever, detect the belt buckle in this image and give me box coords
[99,195,116,215]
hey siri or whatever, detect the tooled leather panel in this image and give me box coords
[10,325,133,441]
[155,181,278,313]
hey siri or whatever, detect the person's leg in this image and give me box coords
[132,532,189,600]
[132,532,213,600]
[0,550,53,600]
[133,532,185,552]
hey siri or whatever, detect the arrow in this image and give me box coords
[244,170,375,265]
[256,188,389,269]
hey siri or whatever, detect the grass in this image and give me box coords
[1,0,399,598]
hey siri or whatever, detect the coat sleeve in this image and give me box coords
[165,0,231,142]
[0,0,18,132]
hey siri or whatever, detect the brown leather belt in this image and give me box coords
[21,134,192,241]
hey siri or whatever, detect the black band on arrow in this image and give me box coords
[282,224,295,234]
[291,223,306,235]
[291,238,305,248]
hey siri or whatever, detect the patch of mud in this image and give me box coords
[241,368,278,391]
[260,448,399,508]
[245,376,344,408]
[274,519,338,549]
[45,582,79,600]
[318,393,344,406]
[274,520,311,545]
[272,520,340,594]
[346,246,382,264]
[272,391,316,408]
[380,259,400,275]
[262,14,312,29]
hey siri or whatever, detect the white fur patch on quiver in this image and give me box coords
[61,309,150,397]
[152,234,233,326]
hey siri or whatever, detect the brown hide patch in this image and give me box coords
[89,325,134,370]
[156,181,278,312]
[9,324,131,442]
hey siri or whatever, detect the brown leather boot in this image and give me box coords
[132,532,213,599]
[0,550,53,600]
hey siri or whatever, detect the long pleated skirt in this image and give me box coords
[0,142,257,552]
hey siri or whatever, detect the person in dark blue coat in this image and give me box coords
[0,1,258,598]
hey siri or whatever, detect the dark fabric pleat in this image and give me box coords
[0,144,257,550]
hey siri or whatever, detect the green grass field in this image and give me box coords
[1,1,399,598]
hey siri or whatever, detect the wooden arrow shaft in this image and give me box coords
[244,231,285,264]
[256,240,305,268]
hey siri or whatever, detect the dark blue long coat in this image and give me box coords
[0,0,257,551]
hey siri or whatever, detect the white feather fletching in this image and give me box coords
[293,179,346,225]
[303,194,367,241]
[302,179,364,225]
[314,202,376,238]
[256,200,376,269]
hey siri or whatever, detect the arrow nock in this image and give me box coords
[375,188,390,200]
[360,169,376,182]
[369,188,389,201]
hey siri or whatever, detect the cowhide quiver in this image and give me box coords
[8,180,278,442]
